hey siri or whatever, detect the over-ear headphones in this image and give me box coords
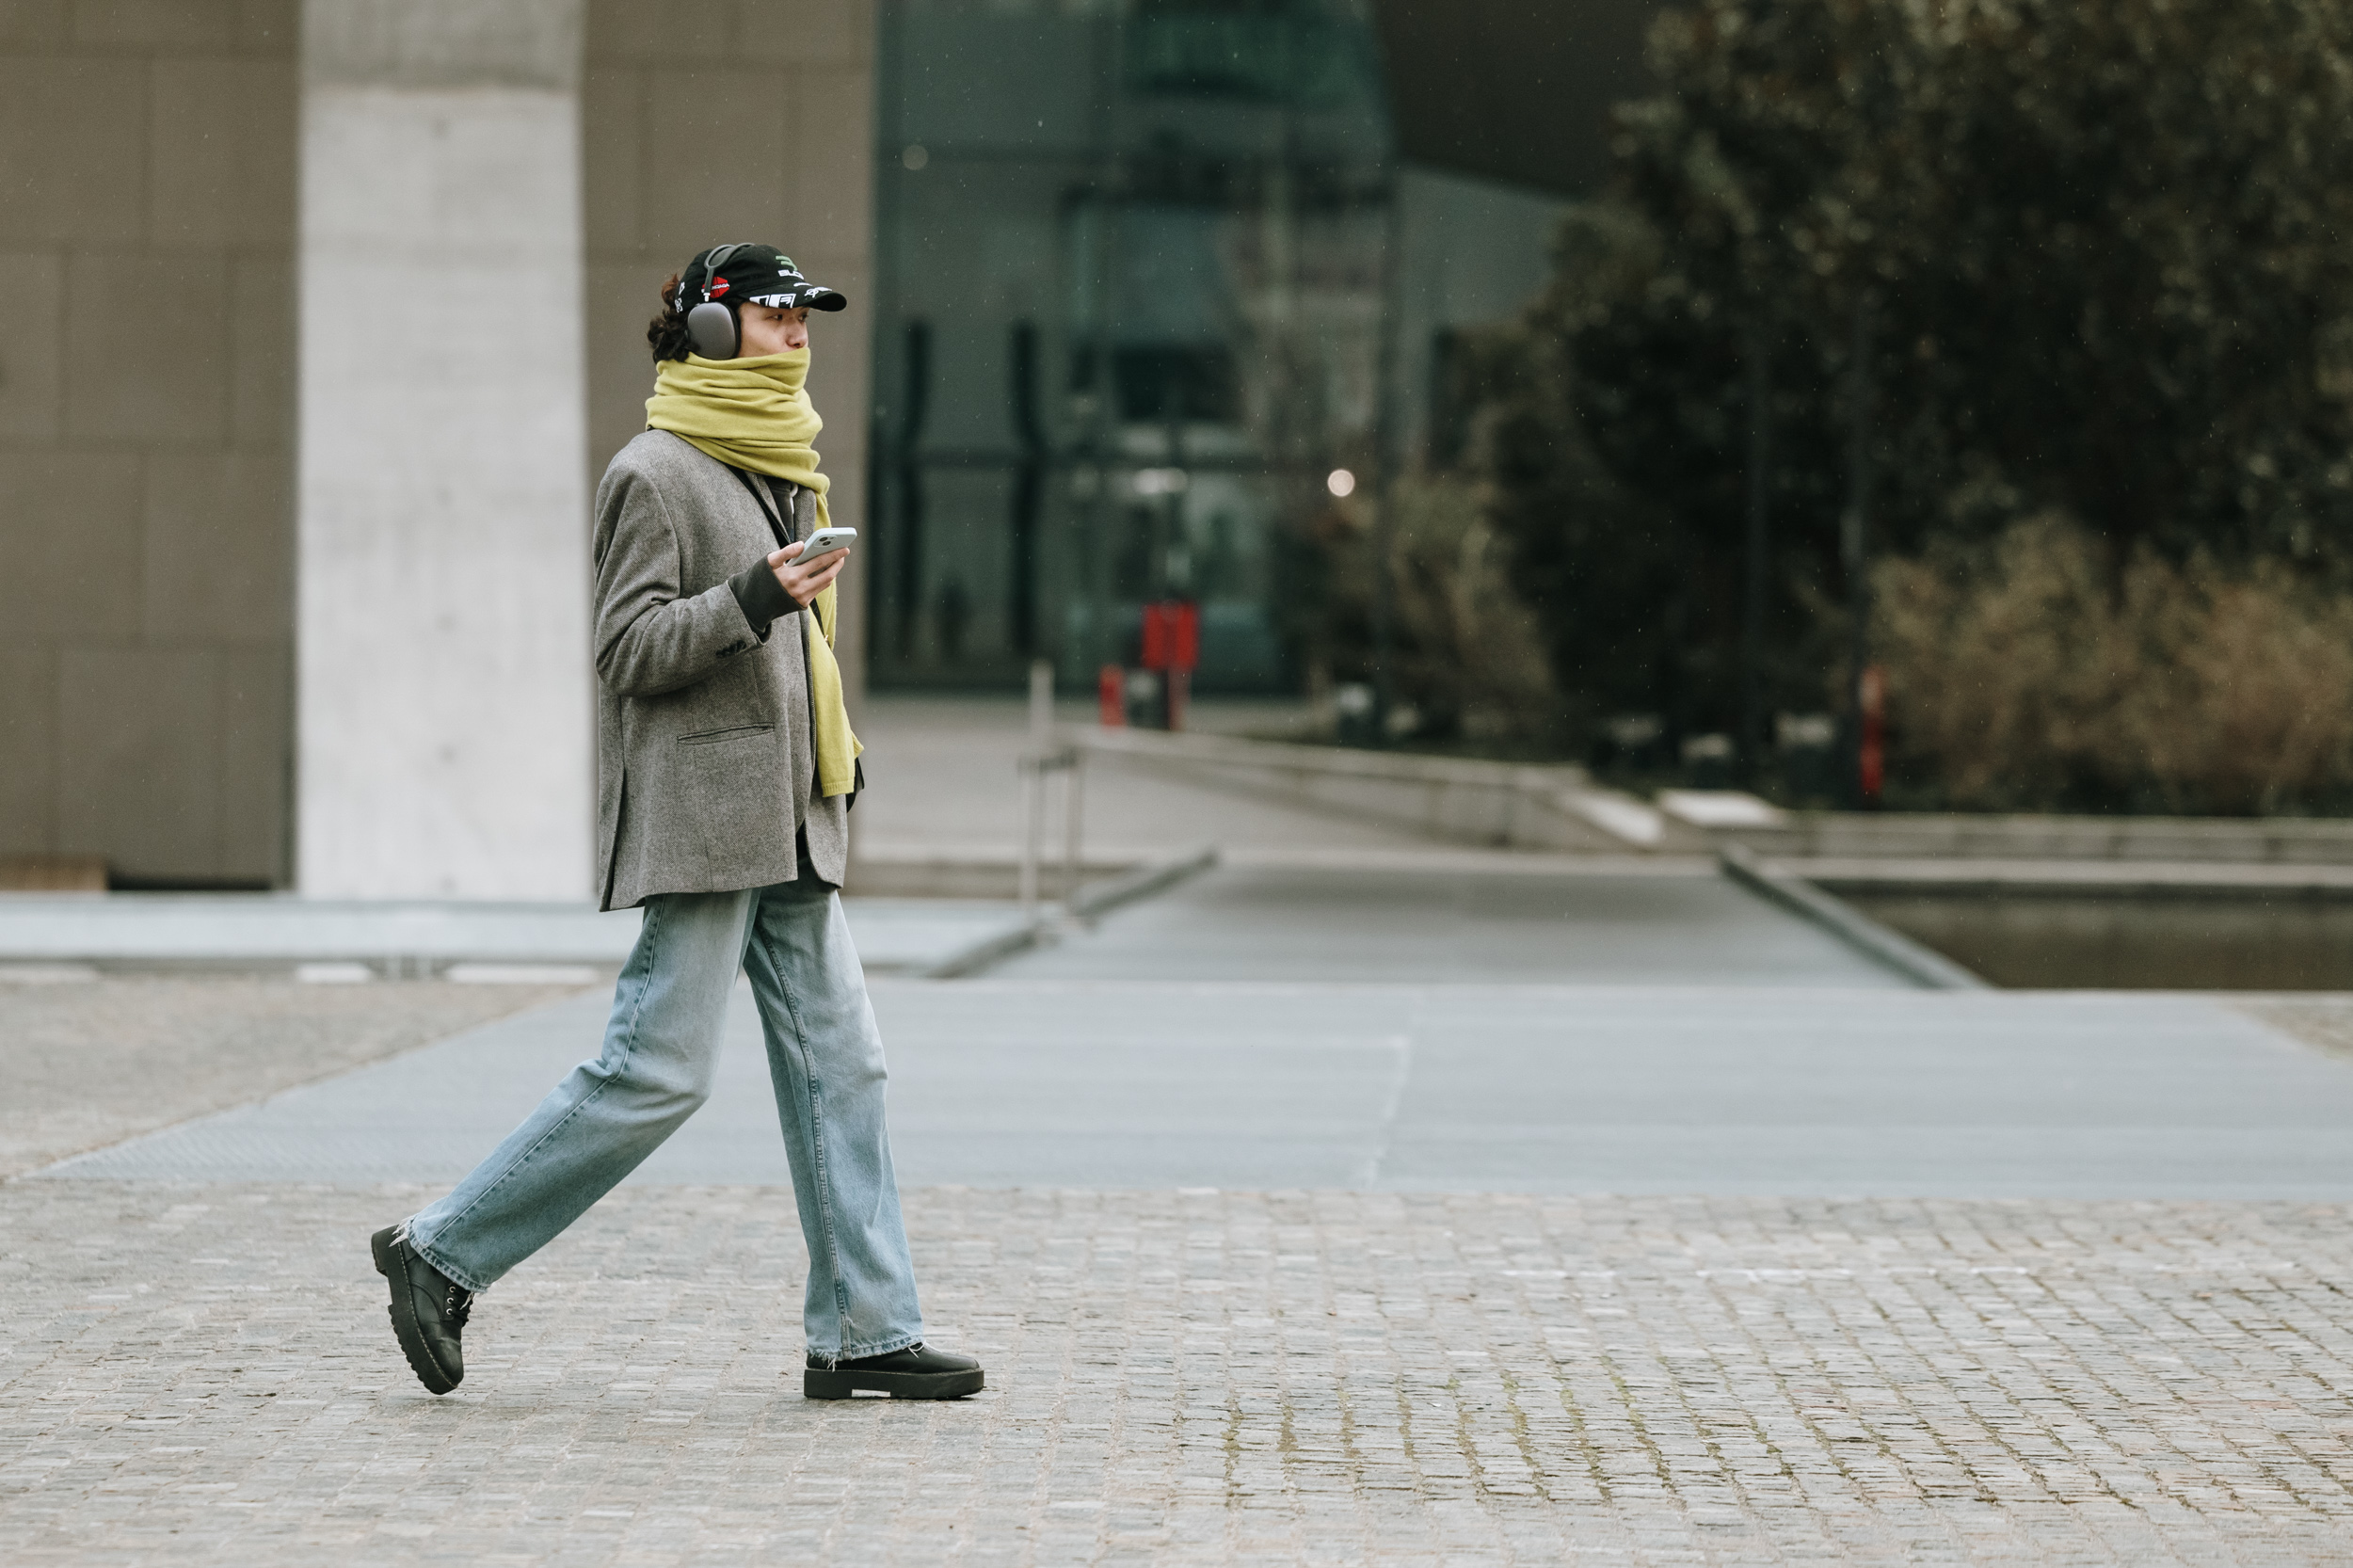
[680,243,751,359]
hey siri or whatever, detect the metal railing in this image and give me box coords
[1017,660,1085,912]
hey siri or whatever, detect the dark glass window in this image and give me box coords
[869,0,1563,692]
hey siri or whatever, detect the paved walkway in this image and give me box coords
[0,975,586,1179]
[1000,860,1905,986]
[11,702,2353,1562]
[39,980,2353,1198]
[11,974,2353,1561]
[0,894,1030,977]
[8,1180,2353,1565]
[854,697,1434,862]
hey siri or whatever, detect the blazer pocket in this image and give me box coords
[679,724,775,748]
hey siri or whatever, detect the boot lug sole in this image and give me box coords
[803,1368,984,1400]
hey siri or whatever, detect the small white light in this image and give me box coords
[1134,467,1188,496]
[902,144,929,170]
[1326,468,1356,498]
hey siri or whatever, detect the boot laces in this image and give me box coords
[444,1284,473,1328]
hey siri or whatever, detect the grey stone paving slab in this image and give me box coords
[0,893,648,964]
[853,696,1434,861]
[993,863,1911,985]
[0,976,589,1179]
[0,893,1028,975]
[37,981,2353,1198]
[842,899,1036,973]
[6,1182,2353,1565]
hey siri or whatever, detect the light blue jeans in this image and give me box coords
[404,858,924,1361]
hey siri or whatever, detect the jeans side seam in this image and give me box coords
[761,920,851,1354]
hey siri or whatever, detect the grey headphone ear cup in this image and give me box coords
[686,301,738,359]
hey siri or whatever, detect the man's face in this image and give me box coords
[737,304,810,357]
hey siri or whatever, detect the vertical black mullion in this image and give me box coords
[1008,321,1045,658]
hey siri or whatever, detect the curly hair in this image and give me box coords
[647,271,716,362]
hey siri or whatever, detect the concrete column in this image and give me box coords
[297,0,592,899]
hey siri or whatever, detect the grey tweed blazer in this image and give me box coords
[591,429,848,912]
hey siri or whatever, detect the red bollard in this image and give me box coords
[1097,664,1126,728]
[1859,664,1885,808]
[1139,600,1200,731]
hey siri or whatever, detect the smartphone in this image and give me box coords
[796,526,856,563]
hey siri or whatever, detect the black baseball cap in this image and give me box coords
[676,243,847,312]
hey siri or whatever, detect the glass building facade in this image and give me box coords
[868,0,1563,693]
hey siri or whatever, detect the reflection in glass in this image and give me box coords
[869,0,1559,694]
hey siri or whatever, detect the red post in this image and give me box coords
[1096,664,1126,728]
[1859,664,1885,808]
[1139,601,1201,731]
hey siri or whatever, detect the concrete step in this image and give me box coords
[1076,726,1689,853]
[0,893,1035,980]
[1077,726,2353,869]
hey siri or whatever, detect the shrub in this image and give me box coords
[1873,518,2353,812]
[1314,475,1560,743]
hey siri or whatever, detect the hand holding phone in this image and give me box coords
[794,526,856,564]
[769,526,856,609]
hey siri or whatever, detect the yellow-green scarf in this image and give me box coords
[645,349,862,797]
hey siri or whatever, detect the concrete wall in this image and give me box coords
[0,0,877,894]
[296,0,594,900]
[0,0,299,887]
[582,0,876,706]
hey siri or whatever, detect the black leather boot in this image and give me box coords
[371,1225,472,1395]
[804,1342,984,1400]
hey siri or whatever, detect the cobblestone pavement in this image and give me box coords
[0,977,587,1177]
[7,1179,2353,1564]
